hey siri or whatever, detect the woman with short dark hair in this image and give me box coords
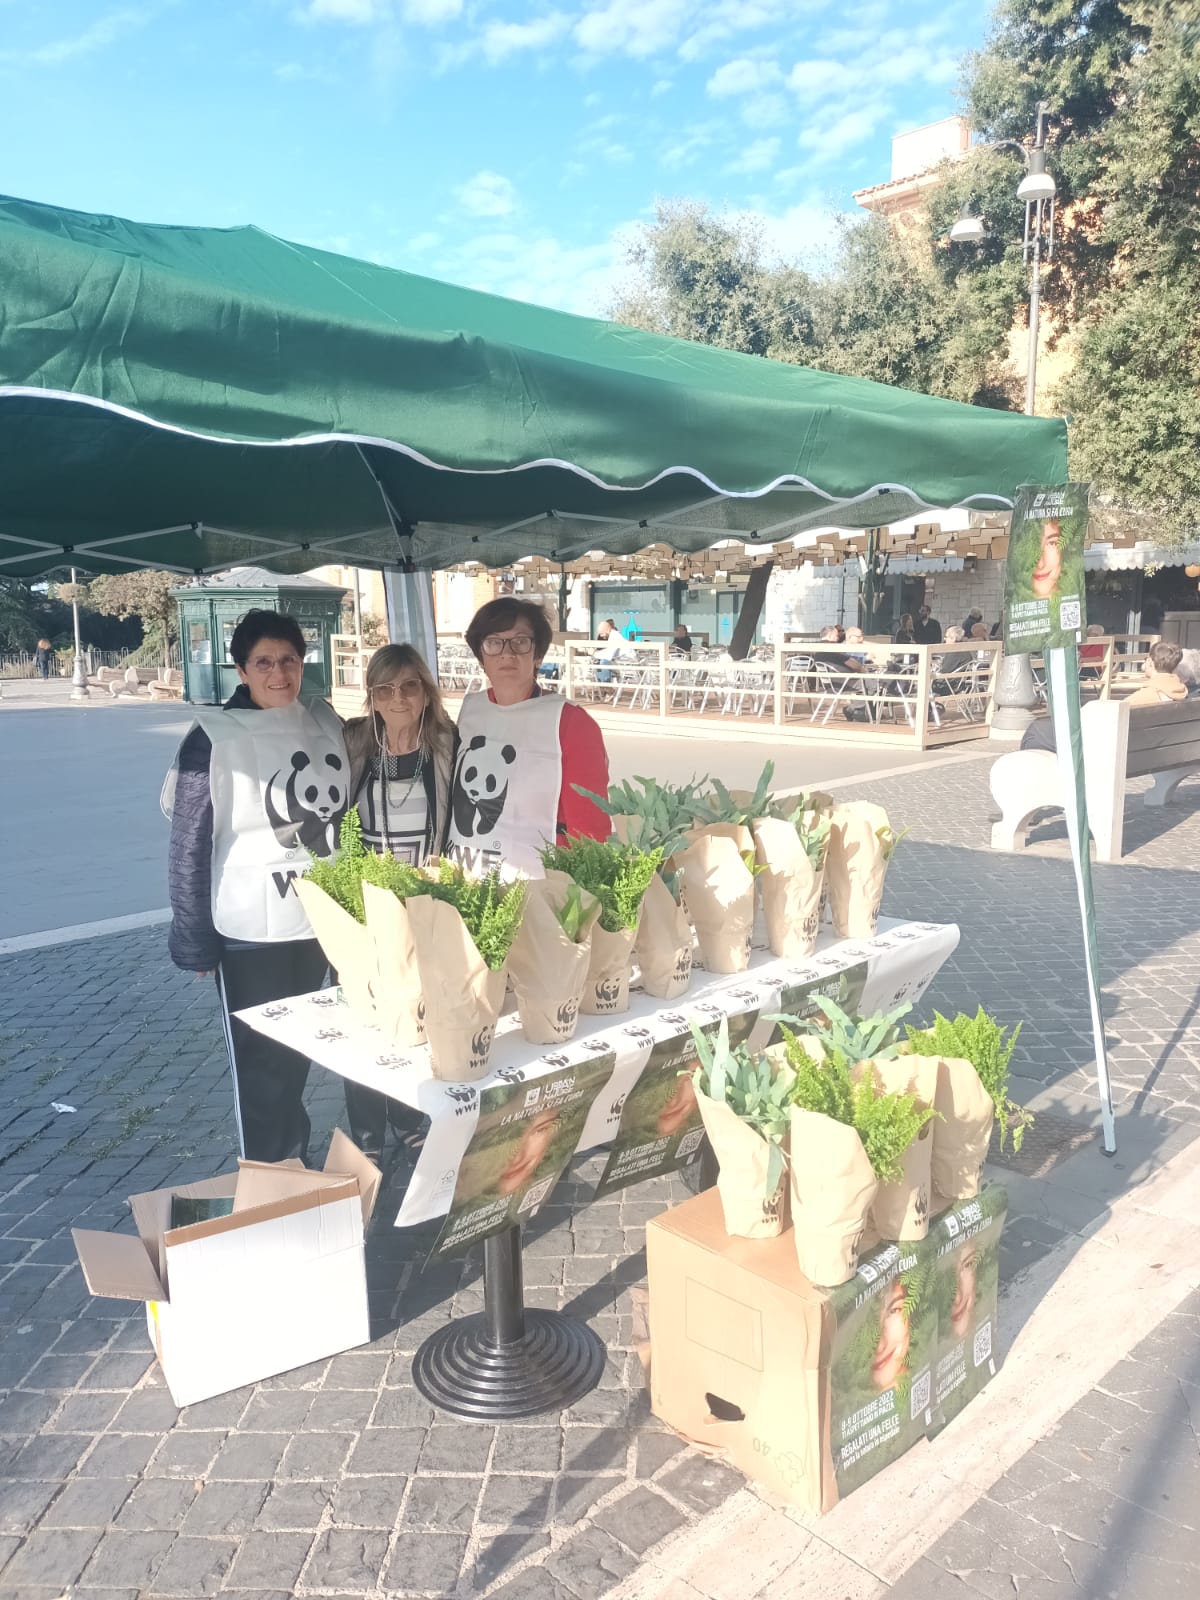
[165,608,348,1162]
[447,597,610,874]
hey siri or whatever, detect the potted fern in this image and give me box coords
[777,999,937,1284]
[825,802,902,940]
[905,1008,1029,1200]
[540,837,662,1014]
[753,797,832,959]
[688,1018,793,1238]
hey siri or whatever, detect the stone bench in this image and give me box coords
[990,697,1200,862]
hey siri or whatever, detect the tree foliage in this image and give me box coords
[86,570,180,659]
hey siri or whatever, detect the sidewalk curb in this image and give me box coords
[609,1128,1200,1600]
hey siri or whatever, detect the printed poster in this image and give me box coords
[930,1185,1008,1428]
[429,1050,616,1260]
[1003,483,1090,656]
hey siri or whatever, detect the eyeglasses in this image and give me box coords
[481,634,535,657]
[370,680,425,701]
[248,654,302,674]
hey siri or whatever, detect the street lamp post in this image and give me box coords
[69,566,90,701]
[951,102,1057,739]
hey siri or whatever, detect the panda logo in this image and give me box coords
[265,751,347,857]
[452,735,516,840]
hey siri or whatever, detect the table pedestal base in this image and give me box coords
[412,1224,604,1420]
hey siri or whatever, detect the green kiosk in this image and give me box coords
[174,566,348,705]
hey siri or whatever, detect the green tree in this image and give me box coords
[0,579,39,651]
[86,570,180,664]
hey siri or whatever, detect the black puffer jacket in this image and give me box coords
[166,686,257,972]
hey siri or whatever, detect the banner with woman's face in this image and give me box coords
[1003,483,1090,655]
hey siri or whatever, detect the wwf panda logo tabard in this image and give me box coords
[452,734,516,840]
[265,751,347,857]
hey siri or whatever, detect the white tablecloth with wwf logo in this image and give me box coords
[235,917,959,1228]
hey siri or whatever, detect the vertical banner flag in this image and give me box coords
[1004,484,1116,1154]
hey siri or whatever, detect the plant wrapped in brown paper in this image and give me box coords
[298,811,428,1044]
[904,1010,1021,1201]
[825,802,903,939]
[751,802,831,959]
[854,1054,940,1240]
[506,870,602,1044]
[689,1018,792,1238]
[777,998,935,1282]
[540,836,662,1015]
[403,860,525,1080]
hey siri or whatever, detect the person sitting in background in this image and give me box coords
[671,623,693,655]
[894,613,915,645]
[961,607,984,638]
[1174,649,1200,698]
[818,624,858,673]
[1078,624,1107,680]
[935,626,974,687]
[844,625,869,667]
[1127,640,1189,706]
[914,605,942,645]
[594,618,635,683]
[970,622,990,643]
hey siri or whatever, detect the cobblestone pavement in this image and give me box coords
[2,753,1199,1598]
[886,1286,1200,1600]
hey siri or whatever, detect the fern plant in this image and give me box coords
[778,1027,937,1184]
[905,1009,1032,1151]
[689,1018,794,1193]
[415,860,526,971]
[305,808,368,921]
[540,837,662,932]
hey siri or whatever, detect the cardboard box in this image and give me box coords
[647,1189,937,1513]
[929,1184,1008,1429]
[73,1130,381,1406]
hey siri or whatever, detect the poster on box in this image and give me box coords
[827,1236,937,1499]
[930,1185,1008,1428]
[1003,483,1089,656]
[430,1050,616,1259]
[768,958,869,1038]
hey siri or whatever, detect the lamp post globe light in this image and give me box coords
[952,101,1058,739]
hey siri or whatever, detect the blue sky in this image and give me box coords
[0,0,990,314]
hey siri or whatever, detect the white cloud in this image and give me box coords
[798,105,886,160]
[432,221,639,315]
[706,56,781,97]
[575,0,690,59]
[479,13,571,63]
[679,0,789,63]
[659,122,719,169]
[302,0,381,22]
[407,230,441,253]
[731,195,845,273]
[0,7,151,67]
[651,77,673,96]
[724,136,781,175]
[454,170,519,218]
[403,0,463,23]
[787,58,854,101]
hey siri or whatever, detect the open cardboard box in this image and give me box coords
[73,1130,382,1407]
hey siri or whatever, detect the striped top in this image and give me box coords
[356,749,429,863]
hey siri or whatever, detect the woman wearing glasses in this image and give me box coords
[165,609,348,1162]
[447,598,610,874]
[339,644,454,1161]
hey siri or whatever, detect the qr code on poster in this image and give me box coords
[973,1320,994,1368]
[910,1369,931,1421]
[677,1128,705,1160]
[517,1177,555,1215]
[1060,600,1082,631]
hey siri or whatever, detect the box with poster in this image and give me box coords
[647,1188,937,1514]
[929,1184,1008,1429]
[72,1131,381,1407]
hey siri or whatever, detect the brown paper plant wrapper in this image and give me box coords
[826,801,890,939]
[677,830,755,974]
[507,871,602,1045]
[695,1085,788,1238]
[751,815,824,960]
[296,879,426,1046]
[788,1106,878,1287]
[404,895,508,1080]
[636,870,693,999]
[929,1053,995,1204]
[854,1054,939,1241]
[581,924,637,1015]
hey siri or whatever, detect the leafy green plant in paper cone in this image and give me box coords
[416,860,526,971]
[688,1018,793,1195]
[905,1008,1032,1151]
[574,774,706,860]
[305,808,369,920]
[693,760,775,829]
[766,795,832,872]
[540,836,662,932]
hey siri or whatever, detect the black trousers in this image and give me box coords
[215,939,329,1163]
[343,1081,425,1162]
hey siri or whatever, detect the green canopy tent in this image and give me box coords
[0,194,1066,597]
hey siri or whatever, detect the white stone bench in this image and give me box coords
[990,697,1200,862]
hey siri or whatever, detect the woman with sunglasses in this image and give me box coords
[339,644,454,1161]
[165,609,349,1163]
[447,598,610,875]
